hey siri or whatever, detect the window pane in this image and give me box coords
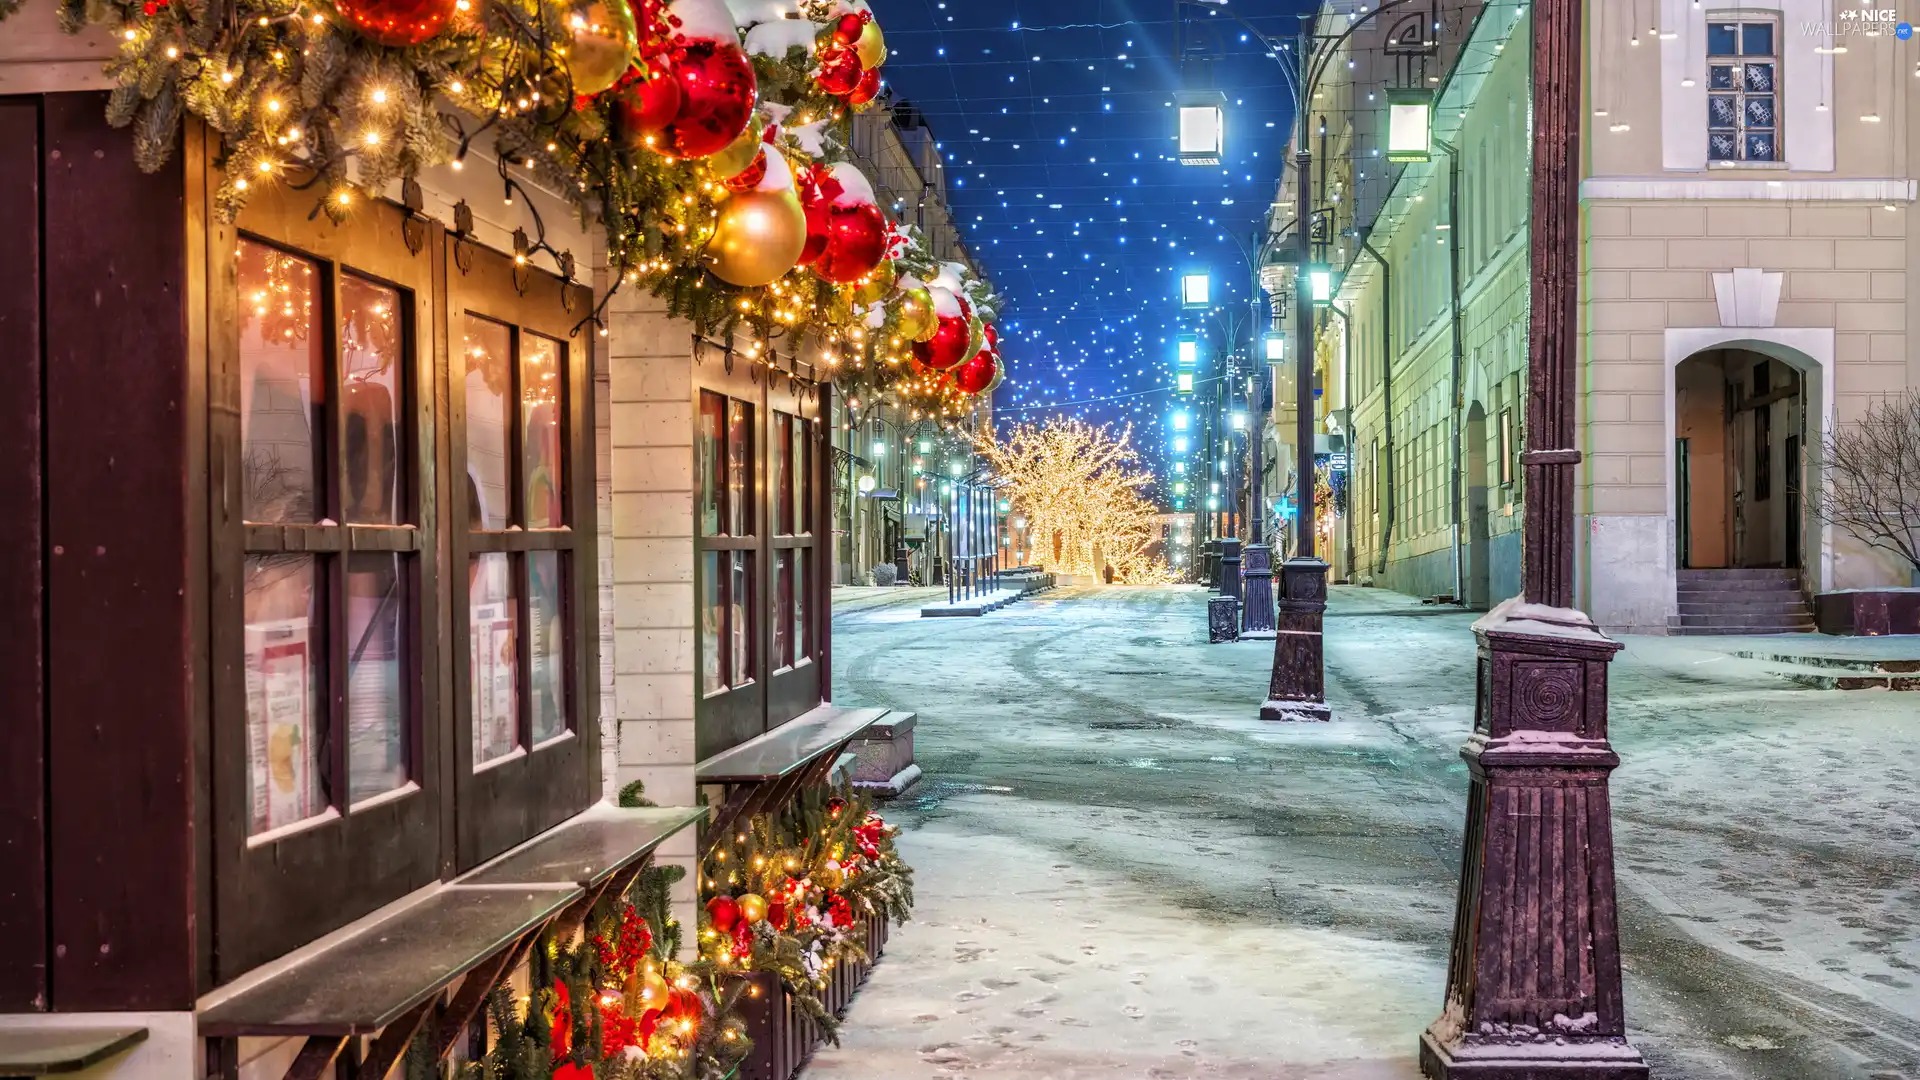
[1745,133,1777,162]
[773,551,792,669]
[794,419,811,534]
[727,399,754,537]
[701,551,723,694]
[527,551,568,745]
[1707,23,1736,55]
[1707,96,1738,130]
[774,413,794,536]
[470,553,519,767]
[522,334,565,529]
[346,552,407,803]
[1745,97,1775,130]
[340,275,404,526]
[463,317,513,531]
[245,555,326,836]
[794,552,809,661]
[1709,132,1740,161]
[1708,65,1734,91]
[238,239,322,524]
[1743,63,1774,94]
[1741,22,1773,58]
[730,552,753,687]
[698,391,726,536]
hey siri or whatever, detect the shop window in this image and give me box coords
[1707,18,1778,163]
[700,390,759,694]
[211,184,596,982]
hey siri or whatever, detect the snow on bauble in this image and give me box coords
[664,0,737,42]
[913,286,973,371]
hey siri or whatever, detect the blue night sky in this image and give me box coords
[871,0,1316,465]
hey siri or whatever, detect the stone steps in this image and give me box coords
[1671,568,1813,635]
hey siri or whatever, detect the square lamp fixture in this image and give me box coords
[1309,265,1335,306]
[1386,89,1434,163]
[1174,436,1190,453]
[1177,337,1199,367]
[1177,90,1228,166]
[1231,411,1248,431]
[1172,410,1190,431]
[1176,371,1195,394]
[1264,333,1285,362]
[1181,273,1211,308]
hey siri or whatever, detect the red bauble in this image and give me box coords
[664,988,704,1028]
[723,147,768,191]
[848,67,881,106]
[815,44,862,96]
[661,41,757,159]
[334,0,456,47]
[983,322,998,350]
[798,185,832,266]
[730,920,754,958]
[554,1065,595,1080]
[815,201,887,284]
[913,314,973,371]
[832,12,865,45]
[706,895,739,933]
[617,62,683,144]
[954,349,998,395]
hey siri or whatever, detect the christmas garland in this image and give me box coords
[460,864,751,1080]
[17,0,1006,418]
[698,785,912,1040]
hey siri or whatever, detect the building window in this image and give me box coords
[699,391,759,695]
[1498,408,1515,487]
[1707,18,1778,163]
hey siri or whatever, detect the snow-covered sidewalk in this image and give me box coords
[813,585,1920,1080]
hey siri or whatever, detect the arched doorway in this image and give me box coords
[1673,348,1808,572]
[1463,403,1491,610]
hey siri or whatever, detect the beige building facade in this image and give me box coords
[1303,0,1916,632]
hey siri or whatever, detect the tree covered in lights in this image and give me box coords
[979,417,1171,584]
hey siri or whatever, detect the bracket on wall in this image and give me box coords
[400,179,428,256]
[510,229,533,296]
[451,200,475,275]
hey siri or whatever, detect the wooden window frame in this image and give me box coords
[1705,16,1781,164]
[446,238,599,872]
[692,343,828,762]
[209,183,445,981]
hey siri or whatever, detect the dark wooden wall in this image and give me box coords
[0,92,203,1013]
[0,99,49,1014]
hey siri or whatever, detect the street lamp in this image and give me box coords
[1177,337,1200,366]
[1386,88,1435,162]
[1180,272,1212,308]
[1308,265,1336,305]
[1172,410,1191,431]
[1231,410,1248,431]
[1263,332,1285,362]
[1176,90,1227,166]
[1176,370,1196,393]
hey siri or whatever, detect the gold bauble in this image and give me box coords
[854,19,887,69]
[708,116,766,181]
[816,865,845,890]
[850,260,897,306]
[707,189,807,288]
[736,893,770,924]
[965,316,986,361]
[625,967,671,1012]
[897,286,937,342]
[564,0,638,96]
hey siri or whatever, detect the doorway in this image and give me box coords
[1673,349,1806,570]
[1464,404,1491,610]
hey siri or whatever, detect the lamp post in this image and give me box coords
[1181,0,1430,720]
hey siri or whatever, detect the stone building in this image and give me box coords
[1299,0,1915,632]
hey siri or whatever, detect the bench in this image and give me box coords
[695,705,887,855]
[0,1027,147,1077]
[199,806,706,1080]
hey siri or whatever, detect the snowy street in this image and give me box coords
[811,585,1920,1080]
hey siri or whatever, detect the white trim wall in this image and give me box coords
[1659,0,1835,173]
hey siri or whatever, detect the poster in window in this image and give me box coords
[470,553,519,766]
[246,619,319,835]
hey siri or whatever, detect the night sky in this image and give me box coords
[871,0,1315,469]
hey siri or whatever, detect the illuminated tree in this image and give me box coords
[978,418,1171,583]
